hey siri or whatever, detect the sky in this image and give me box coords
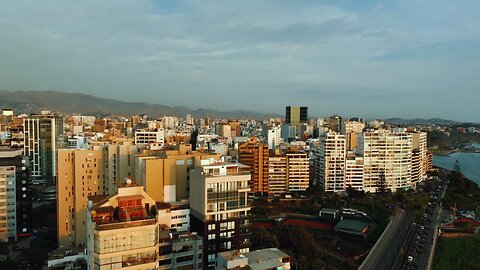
[0,0,479,122]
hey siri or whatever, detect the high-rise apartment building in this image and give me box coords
[86,182,203,270]
[57,149,104,248]
[90,139,142,195]
[411,131,428,178]
[189,163,251,269]
[268,151,310,194]
[267,126,281,149]
[268,156,287,195]
[0,149,31,242]
[317,133,346,192]
[285,106,308,124]
[411,149,422,187]
[285,152,310,192]
[345,153,364,191]
[358,130,413,192]
[239,139,269,194]
[86,183,159,270]
[23,113,64,184]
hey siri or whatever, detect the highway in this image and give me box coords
[405,177,448,270]
[359,208,415,270]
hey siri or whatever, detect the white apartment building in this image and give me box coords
[317,133,346,192]
[134,129,165,150]
[267,126,281,150]
[358,130,413,193]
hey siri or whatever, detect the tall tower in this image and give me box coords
[57,149,105,248]
[0,149,31,242]
[239,139,269,195]
[23,113,64,184]
[285,106,308,124]
[190,163,251,269]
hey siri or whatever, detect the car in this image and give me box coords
[407,256,414,262]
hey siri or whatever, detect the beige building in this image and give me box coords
[268,151,310,194]
[268,156,287,195]
[86,182,203,270]
[358,130,413,192]
[135,144,221,203]
[91,139,142,195]
[86,182,158,270]
[345,153,364,191]
[57,149,105,248]
[411,131,428,180]
[285,153,310,192]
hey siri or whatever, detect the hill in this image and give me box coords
[0,90,276,119]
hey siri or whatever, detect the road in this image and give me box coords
[405,177,448,270]
[359,208,415,270]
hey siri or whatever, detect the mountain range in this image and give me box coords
[0,90,277,119]
[0,90,469,124]
[383,118,463,125]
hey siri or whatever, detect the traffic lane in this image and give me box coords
[376,210,414,269]
[361,210,406,270]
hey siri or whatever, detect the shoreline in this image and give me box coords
[431,149,480,157]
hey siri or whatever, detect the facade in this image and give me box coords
[134,129,165,150]
[268,156,287,195]
[189,163,251,269]
[358,130,413,192]
[91,141,141,195]
[135,144,221,203]
[285,106,308,124]
[411,149,422,187]
[317,133,346,192]
[285,153,309,192]
[23,113,64,183]
[345,154,364,191]
[87,183,202,270]
[86,184,158,270]
[411,131,428,179]
[157,202,190,233]
[239,140,269,194]
[267,126,281,150]
[57,149,105,248]
[0,149,31,242]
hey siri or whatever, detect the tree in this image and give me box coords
[377,171,388,194]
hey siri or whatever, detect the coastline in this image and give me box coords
[431,144,480,157]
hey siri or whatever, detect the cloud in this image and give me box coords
[0,0,478,121]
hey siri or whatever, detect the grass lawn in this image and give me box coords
[433,236,480,270]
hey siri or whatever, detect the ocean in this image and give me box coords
[433,151,480,186]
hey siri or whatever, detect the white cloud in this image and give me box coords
[0,0,478,121]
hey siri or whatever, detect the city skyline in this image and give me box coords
[0,0,479,122]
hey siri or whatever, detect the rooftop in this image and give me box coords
[335,218,370,235]
[244,248,290,270]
